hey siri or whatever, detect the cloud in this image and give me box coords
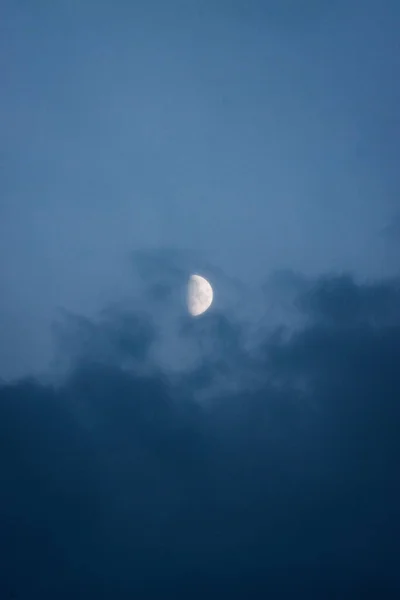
[1,261,400,597]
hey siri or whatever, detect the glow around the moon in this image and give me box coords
[187,274,213,316]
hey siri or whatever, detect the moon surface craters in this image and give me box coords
[187,274,213,316]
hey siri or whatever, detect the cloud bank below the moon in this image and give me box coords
[1,251,400,597]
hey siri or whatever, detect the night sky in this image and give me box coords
[1,1,400,597]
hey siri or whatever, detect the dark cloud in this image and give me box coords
[1,268,400,597]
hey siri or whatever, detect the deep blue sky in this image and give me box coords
[1,0,399,378]
[1,3,400,597]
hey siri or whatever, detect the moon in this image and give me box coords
[187,274,213,316]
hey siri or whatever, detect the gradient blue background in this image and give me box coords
[1,3,400,597]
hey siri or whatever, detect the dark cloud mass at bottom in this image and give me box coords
[1,257,400,598]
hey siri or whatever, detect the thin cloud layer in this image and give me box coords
[1,268,400,598]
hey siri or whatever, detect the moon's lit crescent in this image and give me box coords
[187,274,213,316]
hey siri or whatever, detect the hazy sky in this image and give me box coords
[1,0,400,378]
[2,4,400,596]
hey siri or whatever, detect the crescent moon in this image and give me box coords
[187,274,213,316]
